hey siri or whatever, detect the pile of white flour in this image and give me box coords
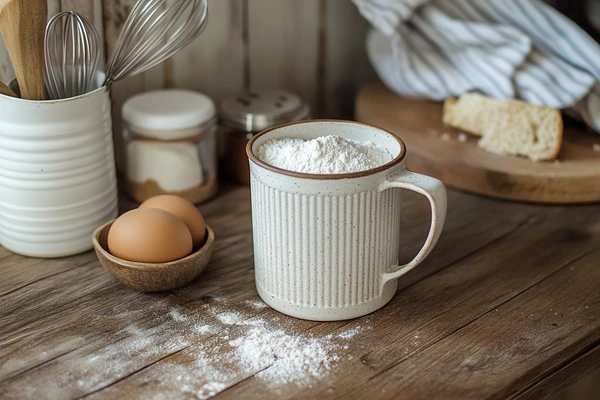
[256,135,392,174]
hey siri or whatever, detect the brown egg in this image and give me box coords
[140,195,207,248]
[108,208,193,263]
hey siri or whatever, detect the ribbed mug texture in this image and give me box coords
[252,180,401,307]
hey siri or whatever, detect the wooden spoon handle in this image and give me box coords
[0,80,16,97]
[0,0,46,100]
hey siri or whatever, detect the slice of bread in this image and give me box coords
[442,93,563,161]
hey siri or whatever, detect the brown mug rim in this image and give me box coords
[246,119,407,180]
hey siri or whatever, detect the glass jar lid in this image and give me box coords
[219,89,310,133]
[123,89,216,140]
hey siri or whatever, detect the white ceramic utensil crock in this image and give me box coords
[247,120,447,321]
[0,85,117,257]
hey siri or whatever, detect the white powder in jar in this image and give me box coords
[255,135,392,174]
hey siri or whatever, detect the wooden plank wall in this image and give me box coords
[0,0,375,120]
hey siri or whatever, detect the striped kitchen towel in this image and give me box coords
[353,0,600,132]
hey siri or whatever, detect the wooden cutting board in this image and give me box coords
[355,82,600,204]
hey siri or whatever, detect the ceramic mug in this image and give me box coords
[246,120,447,321]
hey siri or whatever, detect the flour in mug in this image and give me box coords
[255,135,392,174]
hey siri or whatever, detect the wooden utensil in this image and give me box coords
[0,80,16,97]
[355,82,600,204]
[0,0,46,100]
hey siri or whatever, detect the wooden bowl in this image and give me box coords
[92,220,215,292]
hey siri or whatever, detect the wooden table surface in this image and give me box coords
[1,184,599,400]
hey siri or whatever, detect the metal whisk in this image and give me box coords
[44,12,101,100]
[104,0,208,89]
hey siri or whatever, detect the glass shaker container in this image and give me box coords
[218,89,310,185]
[122,89,218,204]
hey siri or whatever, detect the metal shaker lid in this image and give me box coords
[219,89,310,133]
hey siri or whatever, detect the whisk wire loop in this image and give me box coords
[104,0,208,89]
[44,11,101,99]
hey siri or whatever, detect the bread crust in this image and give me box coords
[442,94,563,161]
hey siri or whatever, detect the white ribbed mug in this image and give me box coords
[0,82,118,258]
[247,120,447,321]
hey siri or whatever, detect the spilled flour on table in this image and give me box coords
[214,310,243,325]
[3,294,371,400]
[194,324,214,335]
[245,298,270,309]
[337,326,363,339]
[228,325,338,387]
[169,309,187,322]
[27,296,371,400]
[175,305,366,398]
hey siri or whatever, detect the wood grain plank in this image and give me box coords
[14,198,600,397]
[60,0,95,19]
[0,255,89,297]
[170,0,244,102]
[47,0,61,17]
[221,211,600,399]
[340,247,600,400]
[324,0,376,118]
[0,189,524,399]
[512,345,600,400]
[0,190,500,342]
[1,186,599,399]
[247,0,321,115]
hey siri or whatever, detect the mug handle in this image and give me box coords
[379,167,447,284]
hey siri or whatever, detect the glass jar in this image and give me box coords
[218,89,310,185]
[122,89,218,204]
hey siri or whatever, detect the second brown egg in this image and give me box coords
[140,195,207,248]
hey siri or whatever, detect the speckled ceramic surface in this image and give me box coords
[92,220,214,292]
[247,120,447,321]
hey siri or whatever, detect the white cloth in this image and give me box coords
[354,0,600,132]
